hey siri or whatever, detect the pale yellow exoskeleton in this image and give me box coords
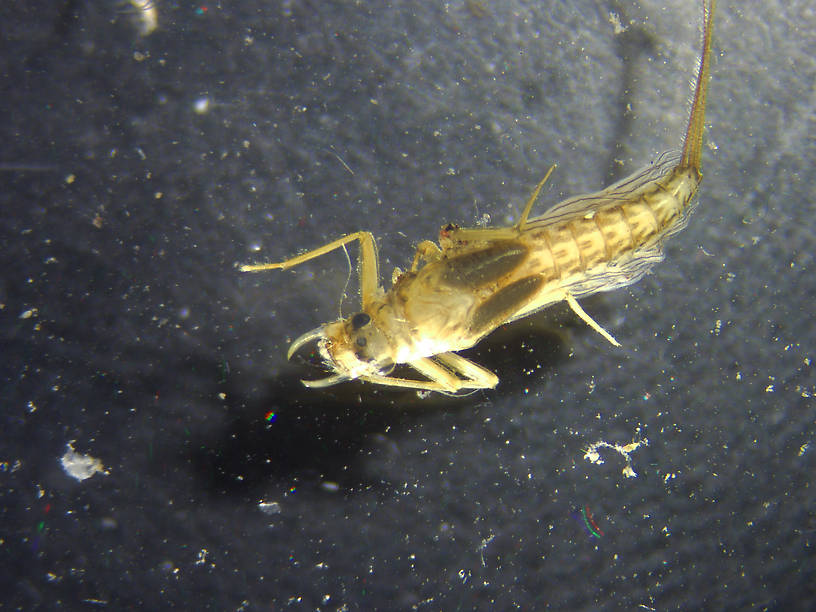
[241,0,716,394]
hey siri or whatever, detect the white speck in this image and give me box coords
[60,442,108,481]
[195,549,209,566]
[193,97,211,114]
[258,500,282,515]
[608,12,628,35]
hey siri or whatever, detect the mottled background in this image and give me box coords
[1,0,813,609]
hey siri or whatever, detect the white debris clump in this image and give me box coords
[60,442,108,481]
[584,437,649,478]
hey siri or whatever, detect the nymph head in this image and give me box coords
[287,311,395,387]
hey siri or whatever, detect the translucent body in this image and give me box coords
[241,0,716,394]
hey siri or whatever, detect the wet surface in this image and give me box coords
[1,1,814,608]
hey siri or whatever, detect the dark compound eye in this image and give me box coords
[356,337,367,347]
[351,312,370,329]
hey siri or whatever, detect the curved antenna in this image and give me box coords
[286,326,325,360]
[286,326,349,387]
[301,373,350,388]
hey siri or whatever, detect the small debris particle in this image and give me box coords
[258,500,282,515]
[584,434,648,478]
[60,442,108,481]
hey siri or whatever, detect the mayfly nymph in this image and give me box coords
[241,0,716,394]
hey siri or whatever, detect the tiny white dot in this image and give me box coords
[193,97,210,114]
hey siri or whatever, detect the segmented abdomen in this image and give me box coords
[525,166,700,281]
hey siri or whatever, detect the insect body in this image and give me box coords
[241,0,716,394]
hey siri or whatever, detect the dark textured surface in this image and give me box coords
[1,1,814,609]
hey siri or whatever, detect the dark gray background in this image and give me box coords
[1,0,813,609]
